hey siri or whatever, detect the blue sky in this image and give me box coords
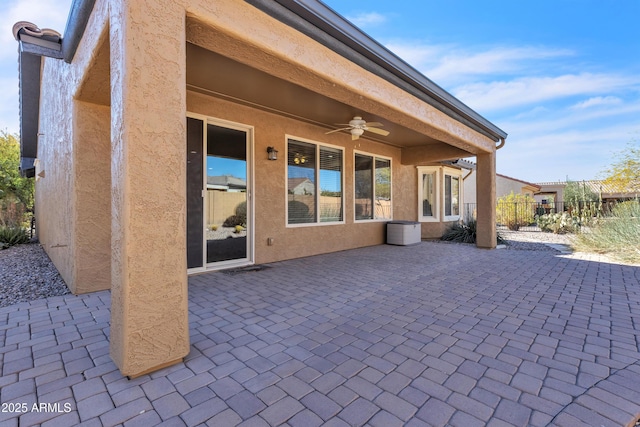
[2,0,638,183]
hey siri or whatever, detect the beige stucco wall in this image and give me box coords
[33,0,498,376]
[73,100,111,293]
[184,1,496,158]
[37,0,191,376]
[107,0,190,377]
[188,91,417,263]
[465,171,534,205]
[36,1,111,293]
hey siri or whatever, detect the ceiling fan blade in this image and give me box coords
[325,127,351,135]
[365,122,384,128]
[334,123,352,127]
[352,133,360,141]
[365,127,390,136]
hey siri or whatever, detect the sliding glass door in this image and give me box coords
[186,116,252,271]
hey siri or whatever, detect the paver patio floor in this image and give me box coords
[1,242,640,426]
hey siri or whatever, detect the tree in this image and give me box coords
[496,192,537,230]
[564,179,599,203]
[602,140,640,194]
[0,131,34,226]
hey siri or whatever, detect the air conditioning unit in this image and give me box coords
[387,221,421,246]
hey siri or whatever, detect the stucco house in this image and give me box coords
[465,168,540,205]
[14,0,506,376]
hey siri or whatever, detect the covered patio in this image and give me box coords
[2,242,639,426]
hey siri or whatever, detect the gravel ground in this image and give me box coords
[0,230,572,309]
[0,242,70,308]
[499,229,573,252]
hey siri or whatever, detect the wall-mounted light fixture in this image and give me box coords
[267,146,278,161]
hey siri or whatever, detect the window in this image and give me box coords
[287,138,343,225]
[354,153,392,220]
[444,173,460,219]
[417,167,439,221]
[417,166,462,221]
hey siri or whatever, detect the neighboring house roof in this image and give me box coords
[288,177,312,189]
[497,173,541,192]
[207,175,247,190]
[442,159,476,170]
[15,0,506,177]
[453,160,540,191]
[536,180,639,198]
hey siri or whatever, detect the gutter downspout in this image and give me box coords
[496,137,506,150]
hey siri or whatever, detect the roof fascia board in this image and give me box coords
[19,51,41,177]
[19,41,64,60]
[246,0,506,141]
[62,0,96,63]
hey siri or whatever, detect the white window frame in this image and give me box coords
[417,166,440,222]
[353,150,393,222]
[443,167,463,221]
[285,135,345,227]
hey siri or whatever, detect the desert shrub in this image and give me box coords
[235,201,247,225]
[234,225,244,234]
[537,212,580,234]
[441,219,504,244]
[442,220,477,244]
[496,192,537,230]
[574,200,640,264]
[223,215,245,227]
[0,226,29,249]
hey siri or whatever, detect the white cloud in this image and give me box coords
[453,73,638,112]
[494,100,640,182]
[385,41,573,85]
[346,12,387,28]
[570,96,622,110]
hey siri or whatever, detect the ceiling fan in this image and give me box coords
[326,116,390,140]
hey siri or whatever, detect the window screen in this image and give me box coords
[288,139,343,225]
[319,147,343,222]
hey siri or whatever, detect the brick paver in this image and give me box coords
[1,242,640,426]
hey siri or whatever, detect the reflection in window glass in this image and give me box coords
[422,172,435,217]
[355,154,392,220]
[354,154,373,220]
[375,159,391,220]
[287,140,316,224]
[319,147,343,222]
[445,175,460,217]
[287,139,343,225]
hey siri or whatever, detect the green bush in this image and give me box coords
[0,226,29,249]
[496,192,537,230]
[537,212,580,234]
[574,200,640,264]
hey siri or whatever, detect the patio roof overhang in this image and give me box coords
[186,0,506,164]
[18,0,507,176]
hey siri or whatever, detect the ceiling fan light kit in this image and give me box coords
[325,116,390,140]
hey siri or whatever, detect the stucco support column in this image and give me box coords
[73,101,111,294]
[109,0,189,377]
[476,151,497,249]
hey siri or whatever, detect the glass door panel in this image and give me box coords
[186,117,204,269]
[206,124,248,264]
